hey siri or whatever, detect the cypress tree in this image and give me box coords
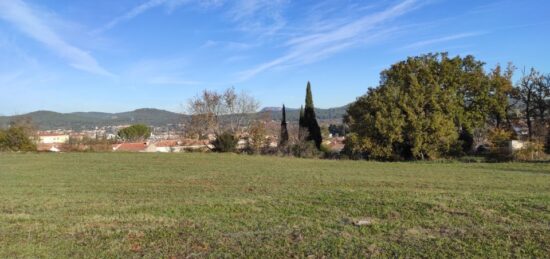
[298,105,305,139]
[280,105,289,146]
[303,82,322,149]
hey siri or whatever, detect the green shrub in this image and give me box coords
[486,128,513,162]
[458,128,474,154]
[291,140,321,158]
[213,132,238,153]
[488,128,512,148]
[0,127,36,152]
[0,130,6,151]
[514,142,546,161]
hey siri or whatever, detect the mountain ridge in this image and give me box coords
[0,106,348,130]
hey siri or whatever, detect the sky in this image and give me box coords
[0,0,549,115]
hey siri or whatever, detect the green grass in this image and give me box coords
[0,153,549,258]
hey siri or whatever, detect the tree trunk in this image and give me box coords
[526,107,533,141]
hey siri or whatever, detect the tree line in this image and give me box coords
[184,83,326,156]
[2,52,548,161]
[183,52,549,161]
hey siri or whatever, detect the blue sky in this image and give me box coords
[0,0,549,114]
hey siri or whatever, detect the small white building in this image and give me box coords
[509,140,526,152]
[146,140,178,153]
[38,133,70,144]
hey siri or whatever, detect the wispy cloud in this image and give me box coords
[98,0,288,37]
[401,32,485,50]
[226,0,288,36]
[0,0,112,76]
[96,0,191,33]
[238,0,422,80]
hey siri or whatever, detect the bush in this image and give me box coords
[476,145,490,154]
[213,132,238,153]
[291,140,321,158]
[486,128,513,162]
[488,128,512,148]
[514,142,546,161]
[0,127,36,152]
[0,130,6,151]
[62,137,116,152]
[458,128,474,154]
[247,121,268,154]
[486,147,513,162]
[341,133,367,160]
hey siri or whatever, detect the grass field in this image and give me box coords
[0,153,549,258]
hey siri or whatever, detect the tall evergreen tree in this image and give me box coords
[280,105,289,146]
[298,105,305,139]
[303,82,322,149]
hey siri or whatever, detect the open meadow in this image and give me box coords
[0,153,549,258]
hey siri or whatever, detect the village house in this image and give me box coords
[145,140,179,153]
[38,132,70,144]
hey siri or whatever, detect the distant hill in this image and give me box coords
[0,108,183,130]
[0,106,349,130]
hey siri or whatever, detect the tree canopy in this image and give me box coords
[345,53,515,160]
[117,124,151,141]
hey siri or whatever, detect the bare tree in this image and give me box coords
[185,90,223,138]
[223,87,260,133]
[517,68,539,140]
[248,120,268,154]
[185,87,259,138]
[533,74,550,124]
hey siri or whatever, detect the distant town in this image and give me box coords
[34,119,346,154]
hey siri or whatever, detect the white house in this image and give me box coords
[38,133,70,144]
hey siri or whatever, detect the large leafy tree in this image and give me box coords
[487,64,516,129]
[345,53,504,160]
[303,82,322,149]
[117,124,152,141]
